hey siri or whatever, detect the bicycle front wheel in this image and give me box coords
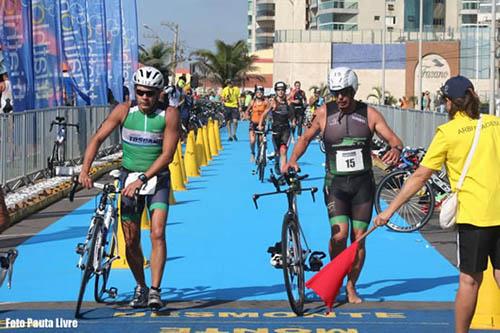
[94,226,116,303]
[281,213,305,316]
[258,143,266,182]
[75,221,98,318]
[375,170,435,232]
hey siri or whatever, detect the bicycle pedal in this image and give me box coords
[108,287,118,298]
[308,251,327,272]
[75,243,85,255]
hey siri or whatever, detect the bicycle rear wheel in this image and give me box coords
[75,220,99,318]
[375,170,435,232]
[94,226,116,303]
[281,213,305,316]
[257,142,266,182]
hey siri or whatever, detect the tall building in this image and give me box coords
[247,0,276,52]
[301,0,459,32]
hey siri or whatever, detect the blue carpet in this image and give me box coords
[0,123,458,303]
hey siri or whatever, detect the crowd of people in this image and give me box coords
[0,63,498,333]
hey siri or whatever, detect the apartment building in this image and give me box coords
[248,0,276,52]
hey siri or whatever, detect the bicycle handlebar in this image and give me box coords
[50,120,80,133]
[69,176,121,202]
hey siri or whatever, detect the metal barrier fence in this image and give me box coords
[374,105,448,148]
[0,106,120,190]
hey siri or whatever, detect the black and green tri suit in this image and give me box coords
[271,98,294,151]
[322,100,375,230]
[120,102,171,222]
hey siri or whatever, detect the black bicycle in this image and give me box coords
[0,249,18,289]
[253,169,324,316]
[48,116,79,177]
[70,170,121,318]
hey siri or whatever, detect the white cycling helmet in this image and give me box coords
[133,66,164,89]
[328,67,358,93]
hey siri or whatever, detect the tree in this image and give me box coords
[191,39,263,86]
[309,83,333,102]
[366,86,397,106]
[139,42,173,79]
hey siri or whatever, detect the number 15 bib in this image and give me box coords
[336,149,364,173]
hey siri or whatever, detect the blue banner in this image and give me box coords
[0,0,35,111]
[58,0,107,106]
[105,0,123,103]
[58,0,91,105]
[121,0,139,100]
[31,0,64,108]
[86,0,107,105]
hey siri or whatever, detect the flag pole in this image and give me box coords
[357,225,379,243]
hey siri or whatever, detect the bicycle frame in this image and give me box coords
[0,249,18,289]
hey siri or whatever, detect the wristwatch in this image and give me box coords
[138,173,148,184]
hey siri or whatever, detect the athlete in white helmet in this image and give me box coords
[283,67,403,304]
[78,66,180,310]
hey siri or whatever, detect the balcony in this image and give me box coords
[318,0,358,15]
[310,0,318,10]
[256,10,275,24]
[256,0,274,4]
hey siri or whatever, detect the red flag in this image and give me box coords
[305,240,360,312]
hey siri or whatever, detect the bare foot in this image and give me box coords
[346,287,363,304]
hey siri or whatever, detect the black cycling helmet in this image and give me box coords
[274,81,286,91]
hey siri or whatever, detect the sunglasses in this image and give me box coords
[331,87,352,97]
[136,89,156,97]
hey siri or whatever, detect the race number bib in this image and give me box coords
[336,149,364,172]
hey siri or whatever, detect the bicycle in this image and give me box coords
[70,170,121,318]
[252,129,272,183]
[374,147,451,232]
[0,249,18,289]
[48,116,79,177]
[253,169,325,316]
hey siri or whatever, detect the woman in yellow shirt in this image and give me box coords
[374,75,500,333]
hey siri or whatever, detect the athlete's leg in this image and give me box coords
[122,219,146,287]
[249,126,256,158]
[149,208,168,289]
[225,107,233,139]
[233,109,240,140]
[455,271,482,333]
[345,172,375,303]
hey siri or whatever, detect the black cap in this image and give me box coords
[441,75,474,100]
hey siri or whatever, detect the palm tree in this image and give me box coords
[139,42,173,78]
[366,86,398,106]
[191,40,263,86]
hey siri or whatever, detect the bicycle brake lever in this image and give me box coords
[69,176,79,202]
[311,187,318,202]
[252,194,259,209]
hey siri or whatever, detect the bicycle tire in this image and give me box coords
[375,170,435,232]
[319,140,325,154]
[57,143,66,165]
[94,228,116,303]
[75,220,99,318]
[258,142,266,182]
[281,212,305,316]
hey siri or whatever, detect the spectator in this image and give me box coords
[0,72,13,113]
[61,64,76,106]
[400,96,410,109]
[424,91,431,111]
[123,78,130,102]
[209,90,220,102]
[0,186,9,233]
[374,75,500,333]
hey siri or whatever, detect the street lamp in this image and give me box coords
[161,21,180,75]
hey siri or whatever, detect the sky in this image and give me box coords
[137,0,248,59]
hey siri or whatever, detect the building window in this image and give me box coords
[433,18,444,26]
[387,4,394,11]
[374,15,380,21]
[462,14,478,24]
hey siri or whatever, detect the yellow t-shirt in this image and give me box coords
[221,86,240,108]
[420,112,500,227]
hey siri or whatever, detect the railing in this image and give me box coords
[318,1,358,11]
[275,28,459,44]
[374,105,448,148]
[0,106,120,191]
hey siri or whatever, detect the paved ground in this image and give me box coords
[0,123,494,332]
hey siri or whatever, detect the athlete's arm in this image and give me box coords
[284,104,325,172]
[369,106,403,165]
[79,102,129,188]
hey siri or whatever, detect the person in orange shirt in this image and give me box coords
[246,86,269,162]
